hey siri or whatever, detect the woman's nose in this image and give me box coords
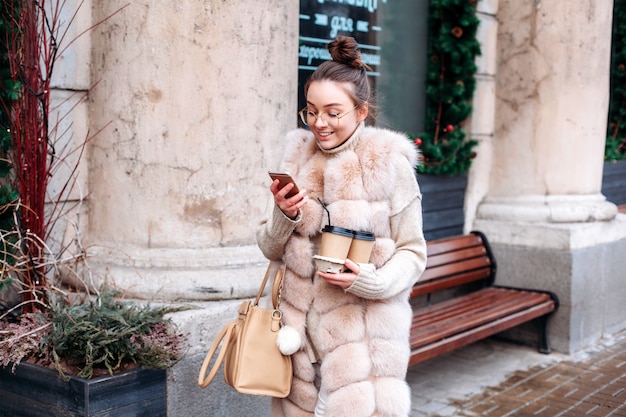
[314,113,327,128]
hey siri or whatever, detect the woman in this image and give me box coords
[257,36,427,417]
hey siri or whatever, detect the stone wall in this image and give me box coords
[80,1,299,301]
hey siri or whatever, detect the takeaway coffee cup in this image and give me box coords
[347,231,375,263]
[319,225,354,260]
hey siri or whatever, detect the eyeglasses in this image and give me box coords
[298,105,358,127]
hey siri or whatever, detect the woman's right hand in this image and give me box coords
[270,180,308,219]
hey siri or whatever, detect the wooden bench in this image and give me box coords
[409,231,559,366]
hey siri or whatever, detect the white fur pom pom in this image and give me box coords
[276,325,301,355]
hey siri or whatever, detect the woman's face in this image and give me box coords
[305,80,368,150]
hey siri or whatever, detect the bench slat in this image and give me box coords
[409,301,556,366]
[410,288,553,347]
[410,268,491,298]
[412,287,534,326]
[412,287,546,324]
[420,256,491,282]
[425,234,483,257]
[412,289,551,328]
[425,245,488,269]
[411,290,546,347]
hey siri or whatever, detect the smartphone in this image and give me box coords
[268,171,300,198]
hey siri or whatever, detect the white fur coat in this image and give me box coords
[258,124,426,417]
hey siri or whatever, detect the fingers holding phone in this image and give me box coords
[268,171,307,219]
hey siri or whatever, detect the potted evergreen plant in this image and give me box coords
[0,289,186,417]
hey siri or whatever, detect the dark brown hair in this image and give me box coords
[304,36,374,115]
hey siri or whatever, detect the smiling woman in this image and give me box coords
[257,36,427,417]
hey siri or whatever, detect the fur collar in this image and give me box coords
[280,125,418,237]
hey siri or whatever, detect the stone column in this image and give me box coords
[48,0,91,274]
[473,0,626,353]
[84,1,299,301]
[465,0,499,230]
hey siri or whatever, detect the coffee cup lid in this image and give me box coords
[322,225,354,238]
[353,231,375,241]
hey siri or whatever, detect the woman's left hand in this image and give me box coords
[317,259,359,289]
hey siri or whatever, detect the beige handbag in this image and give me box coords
[198,263,292,398]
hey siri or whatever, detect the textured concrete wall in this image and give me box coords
[81,1,299,300]
[464,0,499,232]
[492,0,612,197]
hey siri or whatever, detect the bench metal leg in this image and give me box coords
[537,315,551,354]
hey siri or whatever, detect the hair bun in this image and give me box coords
[327,36,370,71]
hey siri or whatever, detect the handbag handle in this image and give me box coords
[254,262,285,310]
[271,266,284,310]
[253,264,273,306]
[197,321,236,388]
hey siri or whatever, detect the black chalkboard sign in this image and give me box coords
[298,0,381,113]
[298,0,428,134]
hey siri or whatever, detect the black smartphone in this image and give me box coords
[268,171,300,198]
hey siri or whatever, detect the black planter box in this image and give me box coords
[0,363,166,417]
[418,173,468,241]
[602,160,626,206]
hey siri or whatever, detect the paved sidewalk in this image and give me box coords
[407,331,626,417]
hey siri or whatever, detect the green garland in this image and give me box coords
[411,0,481,176]
[607,0,626,161]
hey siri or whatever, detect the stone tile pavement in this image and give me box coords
[408,331,626,417]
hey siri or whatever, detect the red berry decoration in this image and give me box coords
[414,137,423,145]
[445,124,454,132]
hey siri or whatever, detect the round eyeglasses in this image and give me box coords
[298,105,358,127]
